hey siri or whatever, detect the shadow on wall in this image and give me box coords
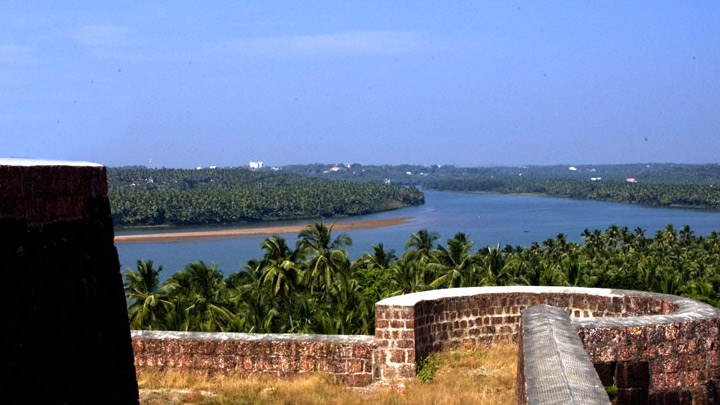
[0,159,139,404]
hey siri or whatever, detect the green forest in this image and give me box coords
[108,163,720,227]
[108,167,424,226]
[278,163,720,210]
[422,177,720,209]
[124,223,720,335]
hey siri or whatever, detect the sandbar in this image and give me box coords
[114,216,413,244]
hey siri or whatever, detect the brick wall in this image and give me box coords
[0,159,138,404]
[374,286,720,404]
[132,331,375,386]
[374,286,669,380]
[129,287,720,402]
[575,292,720,403]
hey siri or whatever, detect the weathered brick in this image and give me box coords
[618,345,638,362]
[658,341,674,356]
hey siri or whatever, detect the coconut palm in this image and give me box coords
[389,253,430,295]
[259,235,301,330]
[475,244,517,287]
[359,243,397,270]
[431,233,475,288]
[226,259,278,333]
[260,235,300,297]
[123,260,171,329]
[165,261,234,332]
[405,229,440,262]
[297,222,352,293]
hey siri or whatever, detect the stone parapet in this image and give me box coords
[373,286,720,404]
[574,291,720,404]
[375,286,662,379]
[132,330,375,386]
[517,304,609,405]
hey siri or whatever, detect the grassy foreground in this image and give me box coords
[137,342,517,405]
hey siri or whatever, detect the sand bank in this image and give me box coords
[114,216,413,244]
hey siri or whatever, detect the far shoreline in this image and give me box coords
[114,216,414,244]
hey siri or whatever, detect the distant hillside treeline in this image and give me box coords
[276,163,720,185]
[422,178,720,210]
[275,163,720,210]
[108,168,424,227]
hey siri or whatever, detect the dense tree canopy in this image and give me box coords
[421,177,720,210]
[109,164,720,227]
[108,167,424,226]
[124,223,720,335]
[259,163,720,211]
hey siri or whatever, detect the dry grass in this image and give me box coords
[137,342,517,405]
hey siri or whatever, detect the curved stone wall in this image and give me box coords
[374,286,720,403]
[16,162,717,401]
[131,286,720,401]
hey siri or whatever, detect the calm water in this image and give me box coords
[115,191,720,282]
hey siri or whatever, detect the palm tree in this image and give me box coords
[165,261,234,332]
[431,233,475,288]
[226,259,278,333]
[389,253,429,295]
[405,229,440,262]
[359,243,397,270]
[259,235,301,330]
[297,222,352,293]
[260,235,300,297]
[475,244,515,286]
[123,260,170,329]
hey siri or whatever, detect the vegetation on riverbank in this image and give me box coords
[278,163,720,210]
[124,223,720,335]
[108,167,423,227]
[109,163,720,227]
[422,177,720,210]
[137,342,517,405]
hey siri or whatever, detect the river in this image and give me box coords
[115,191,720,282]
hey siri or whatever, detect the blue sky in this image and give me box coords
[2,1,719,168]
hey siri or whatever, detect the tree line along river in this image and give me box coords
[115,190,720,283]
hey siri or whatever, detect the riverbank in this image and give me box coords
[114,216,414,243]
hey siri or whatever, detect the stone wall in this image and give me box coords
[0,159,138,404]
[7,160,718,402]
[517,304,609,405]
[132,331,375,386]
[131,287,720,402]
[374,286,720,403]
[374,286,668,379]
[575,291,720,404]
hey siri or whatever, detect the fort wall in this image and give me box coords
[13,159,716,403]
[0,159,138,404]
[517,304,609,405]
[375,286,720,404]
[132,331,374,386]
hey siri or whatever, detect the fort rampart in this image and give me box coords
[133,286,720,402]
[132,331,375,386]
[374,286,720,404]
[0,159,138,404]
[7,159,717,403]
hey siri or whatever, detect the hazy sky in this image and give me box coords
[2,1,719,168]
